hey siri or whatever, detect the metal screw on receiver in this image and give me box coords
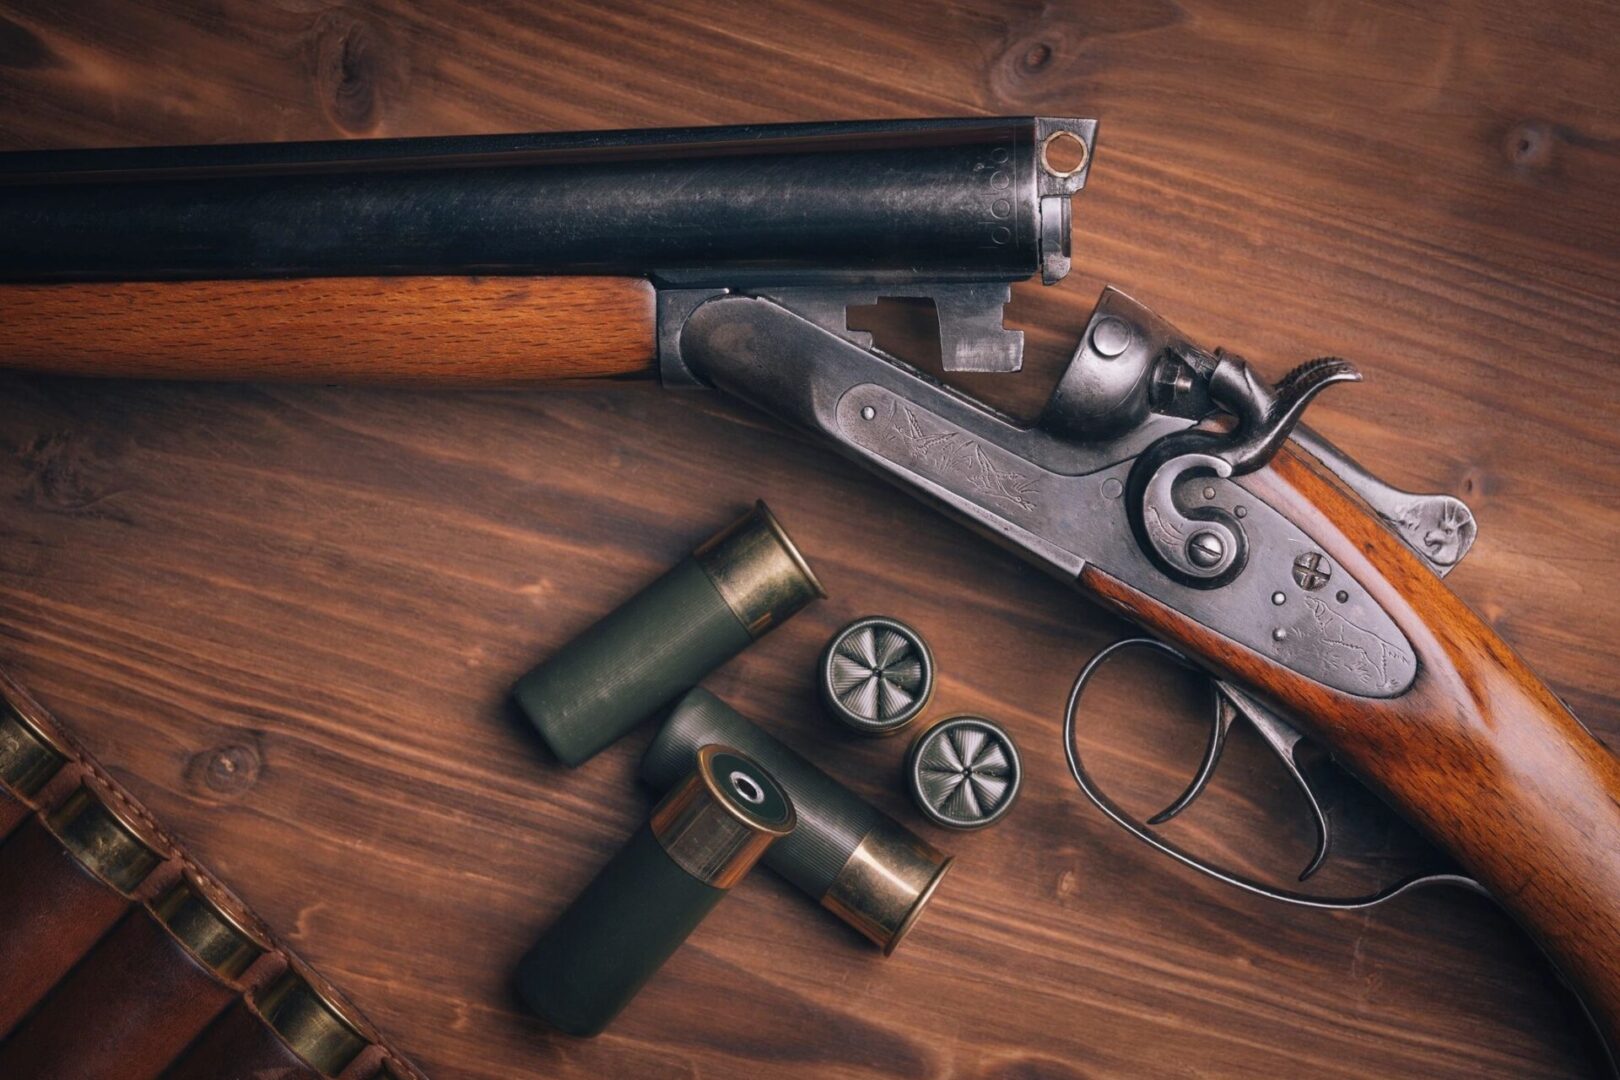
[907,717,1023,830]
[1187,530,1226,569]
[818,616,934,736]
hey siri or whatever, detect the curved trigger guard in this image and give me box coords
[1063,637,1483,910]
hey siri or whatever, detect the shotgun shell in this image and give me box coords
[0,783,167,1037]
[0,874,269,1080]
[0,699,68,837]
[906,716,1023,830]
[513,500,825,767]
[641,688,953,955]
[516,744,794,1036]
[256,970,372,1078]
[165,968,371,1080]
[48,782,167,893]
[818,615,934,736]
[154,872,271,982]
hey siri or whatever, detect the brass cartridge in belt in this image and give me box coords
[164,967,371,1080]
[0,873,271,1080]
[0,699,70,839]
[0,782,168,1037]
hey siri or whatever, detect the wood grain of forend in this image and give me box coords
[0,277,657,384]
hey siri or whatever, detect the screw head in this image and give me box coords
[1291,551,1332,590]
[1089,316,1132,359]
[1187,530,1226,569]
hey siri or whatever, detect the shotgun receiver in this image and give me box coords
[1,117,1616,1057]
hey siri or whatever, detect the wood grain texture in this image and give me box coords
[0,1,1617,1078]
[0,277,656,384]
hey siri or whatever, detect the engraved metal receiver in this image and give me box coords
[675,283,1485,907]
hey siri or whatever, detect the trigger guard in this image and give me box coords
[1062,638,1483,911]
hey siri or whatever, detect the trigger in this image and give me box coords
[1217,682,1332,881]
[1147,690,1238,826]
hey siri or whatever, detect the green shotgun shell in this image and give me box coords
[513,501,825,766]
[516,744,794,1036]
[818,615,934,736]
[641,689,954,955]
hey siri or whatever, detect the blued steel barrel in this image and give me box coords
[0,117,1092,284]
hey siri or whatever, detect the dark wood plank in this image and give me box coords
[1,1,1616,1077]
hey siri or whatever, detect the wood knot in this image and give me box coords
[17,430,125,518]
[985,3,1182,108]
[312,12,404,136]
[1021,41,1054,73]
[188,741,262,799]
[988,32,1064,103]
[1502,121,1554,171]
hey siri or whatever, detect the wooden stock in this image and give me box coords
[0,277,657,384]
[1083,443,1620,1053]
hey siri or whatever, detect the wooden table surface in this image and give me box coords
[2,2,1617,1077]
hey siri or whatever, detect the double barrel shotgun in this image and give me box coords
[1,117,1617,1059]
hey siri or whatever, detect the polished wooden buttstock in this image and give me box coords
[0,276,657,384]
[1083,443,1620,1053]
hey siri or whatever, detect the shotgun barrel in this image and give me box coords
[0,117,1090,285]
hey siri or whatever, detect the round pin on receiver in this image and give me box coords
[818,616,934,736]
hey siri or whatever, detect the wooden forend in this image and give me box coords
[0,276,657,385]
